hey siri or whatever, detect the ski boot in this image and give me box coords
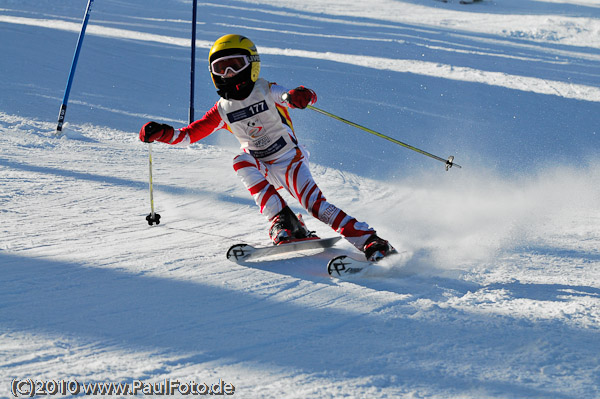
[362,234,396,262]
[269,206,318,245]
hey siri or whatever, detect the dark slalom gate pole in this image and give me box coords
[55,0,95,135]
[189,0,198,124]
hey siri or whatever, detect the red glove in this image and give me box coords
[284,86,317,109]
[139,121,175,143]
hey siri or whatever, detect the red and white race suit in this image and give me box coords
[165,78,375,250]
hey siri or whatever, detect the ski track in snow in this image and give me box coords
[2,1,600,398]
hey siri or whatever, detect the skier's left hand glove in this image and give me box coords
[139,121,175,143]
[284,86,317,109]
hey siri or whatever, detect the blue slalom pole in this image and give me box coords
[189,0,197,124]
[55,0,94,135]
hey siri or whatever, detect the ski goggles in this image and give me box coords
[210,54,259,77]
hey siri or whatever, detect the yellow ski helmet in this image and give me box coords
[208,34,261,100]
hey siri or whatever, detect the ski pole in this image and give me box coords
[306,104,461,171]
[146,143,161,225]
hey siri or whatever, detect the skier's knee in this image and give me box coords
[233,153,258,174]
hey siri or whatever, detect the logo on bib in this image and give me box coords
[247,119,264,138]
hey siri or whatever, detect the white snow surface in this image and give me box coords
[1,0,599,398]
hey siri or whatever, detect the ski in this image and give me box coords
[327,251,401,278]
[226,236,342,262]
[327,255,370,277]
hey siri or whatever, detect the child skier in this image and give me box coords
[139,34,394,261]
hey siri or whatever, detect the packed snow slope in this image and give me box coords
[1,1,599,398]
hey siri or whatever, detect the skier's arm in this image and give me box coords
[174,103,226,145]
[269,83,290,106]
[139,103,226,146]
